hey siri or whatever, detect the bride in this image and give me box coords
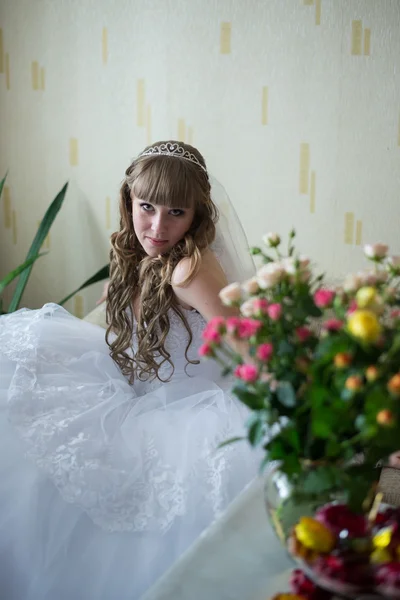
[0,140,259,599]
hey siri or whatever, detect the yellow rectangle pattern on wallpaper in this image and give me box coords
[344,212,355,244]
[178,118,186,142]
[315,0,321,25]
[364,28,371,56]
[102,27,108,64]
[351,20,363,56]
[74,295,84,319]
[261,87,268,125]
[5,53,10,89]
[299,143,310,194]
[356,220,363,246]
[137,79,145,127]
[3,186,11,228]
[220,22,231,54]
[69,138,79,166]
[32,61,39,90]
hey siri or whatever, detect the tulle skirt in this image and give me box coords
[0,304,258,599]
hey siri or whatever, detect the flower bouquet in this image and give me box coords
[200,231,400,597]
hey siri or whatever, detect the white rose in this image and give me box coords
[298,256,310,270]
[364,243,388,260]
[343,273,364,292]
[281,257,296,275]
[240,299,256,317]
[256,262,285,289]
[242,277,259,295]
[387,256,400,270]
[219,282,242,306]
[262,232,281,248]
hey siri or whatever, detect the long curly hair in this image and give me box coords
[106,141,219,383]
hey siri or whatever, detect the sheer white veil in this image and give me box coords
[209,174,256,284]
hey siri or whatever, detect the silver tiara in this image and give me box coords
[138,142,208,173]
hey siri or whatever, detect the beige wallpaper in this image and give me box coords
[1,0,400,316]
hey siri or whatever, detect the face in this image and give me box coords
[132,196,195,257]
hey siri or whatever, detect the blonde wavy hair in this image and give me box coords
[106,141,219,383]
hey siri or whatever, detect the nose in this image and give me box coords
[150,212,167,238]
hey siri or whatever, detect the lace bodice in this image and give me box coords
[131,308,209,395]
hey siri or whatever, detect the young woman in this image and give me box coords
[0,141,258,599]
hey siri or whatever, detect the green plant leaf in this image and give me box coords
[276,381,296,408]
[247,419,264,446]
[8,182,69,313]
[0,253,47,297]
[232,384,265,410]
[58,264,109,306]
[0,172,7,199]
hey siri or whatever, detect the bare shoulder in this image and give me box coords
[171,249,235,320]
[171,248,225,288]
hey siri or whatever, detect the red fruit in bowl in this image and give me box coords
[290,569,333,600]
[315,504,368,539]
[314,555,372,587]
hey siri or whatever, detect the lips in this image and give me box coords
[147,237,168,246]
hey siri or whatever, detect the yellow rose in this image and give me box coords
[347,309,381,343]
[356,286,377,308]
[370,547,393,564]
[294,517,335,553]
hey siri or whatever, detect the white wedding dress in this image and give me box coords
[0,302,259,599]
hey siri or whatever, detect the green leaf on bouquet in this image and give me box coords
[232,384,265,410]
[276,381,296,408]
[302,466,339,496]
[247,419,264,446]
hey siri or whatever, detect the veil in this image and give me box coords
[209,175,255,284]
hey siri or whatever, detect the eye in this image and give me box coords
[169,209,185,217]
[139,202,154,212]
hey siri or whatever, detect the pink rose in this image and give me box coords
[267,303,282,321]
[253,298,269,315]
[237,318,262,339]
[240,297,269,318]
[296,326,313,342]
[323,318,343,332]
[234,364,258,383]
[199,343,214,357]
[202,317,225,342]
[256,343,273,361]
[226,317,241,335]
[346,299,357,315]
[314,289,335,309]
